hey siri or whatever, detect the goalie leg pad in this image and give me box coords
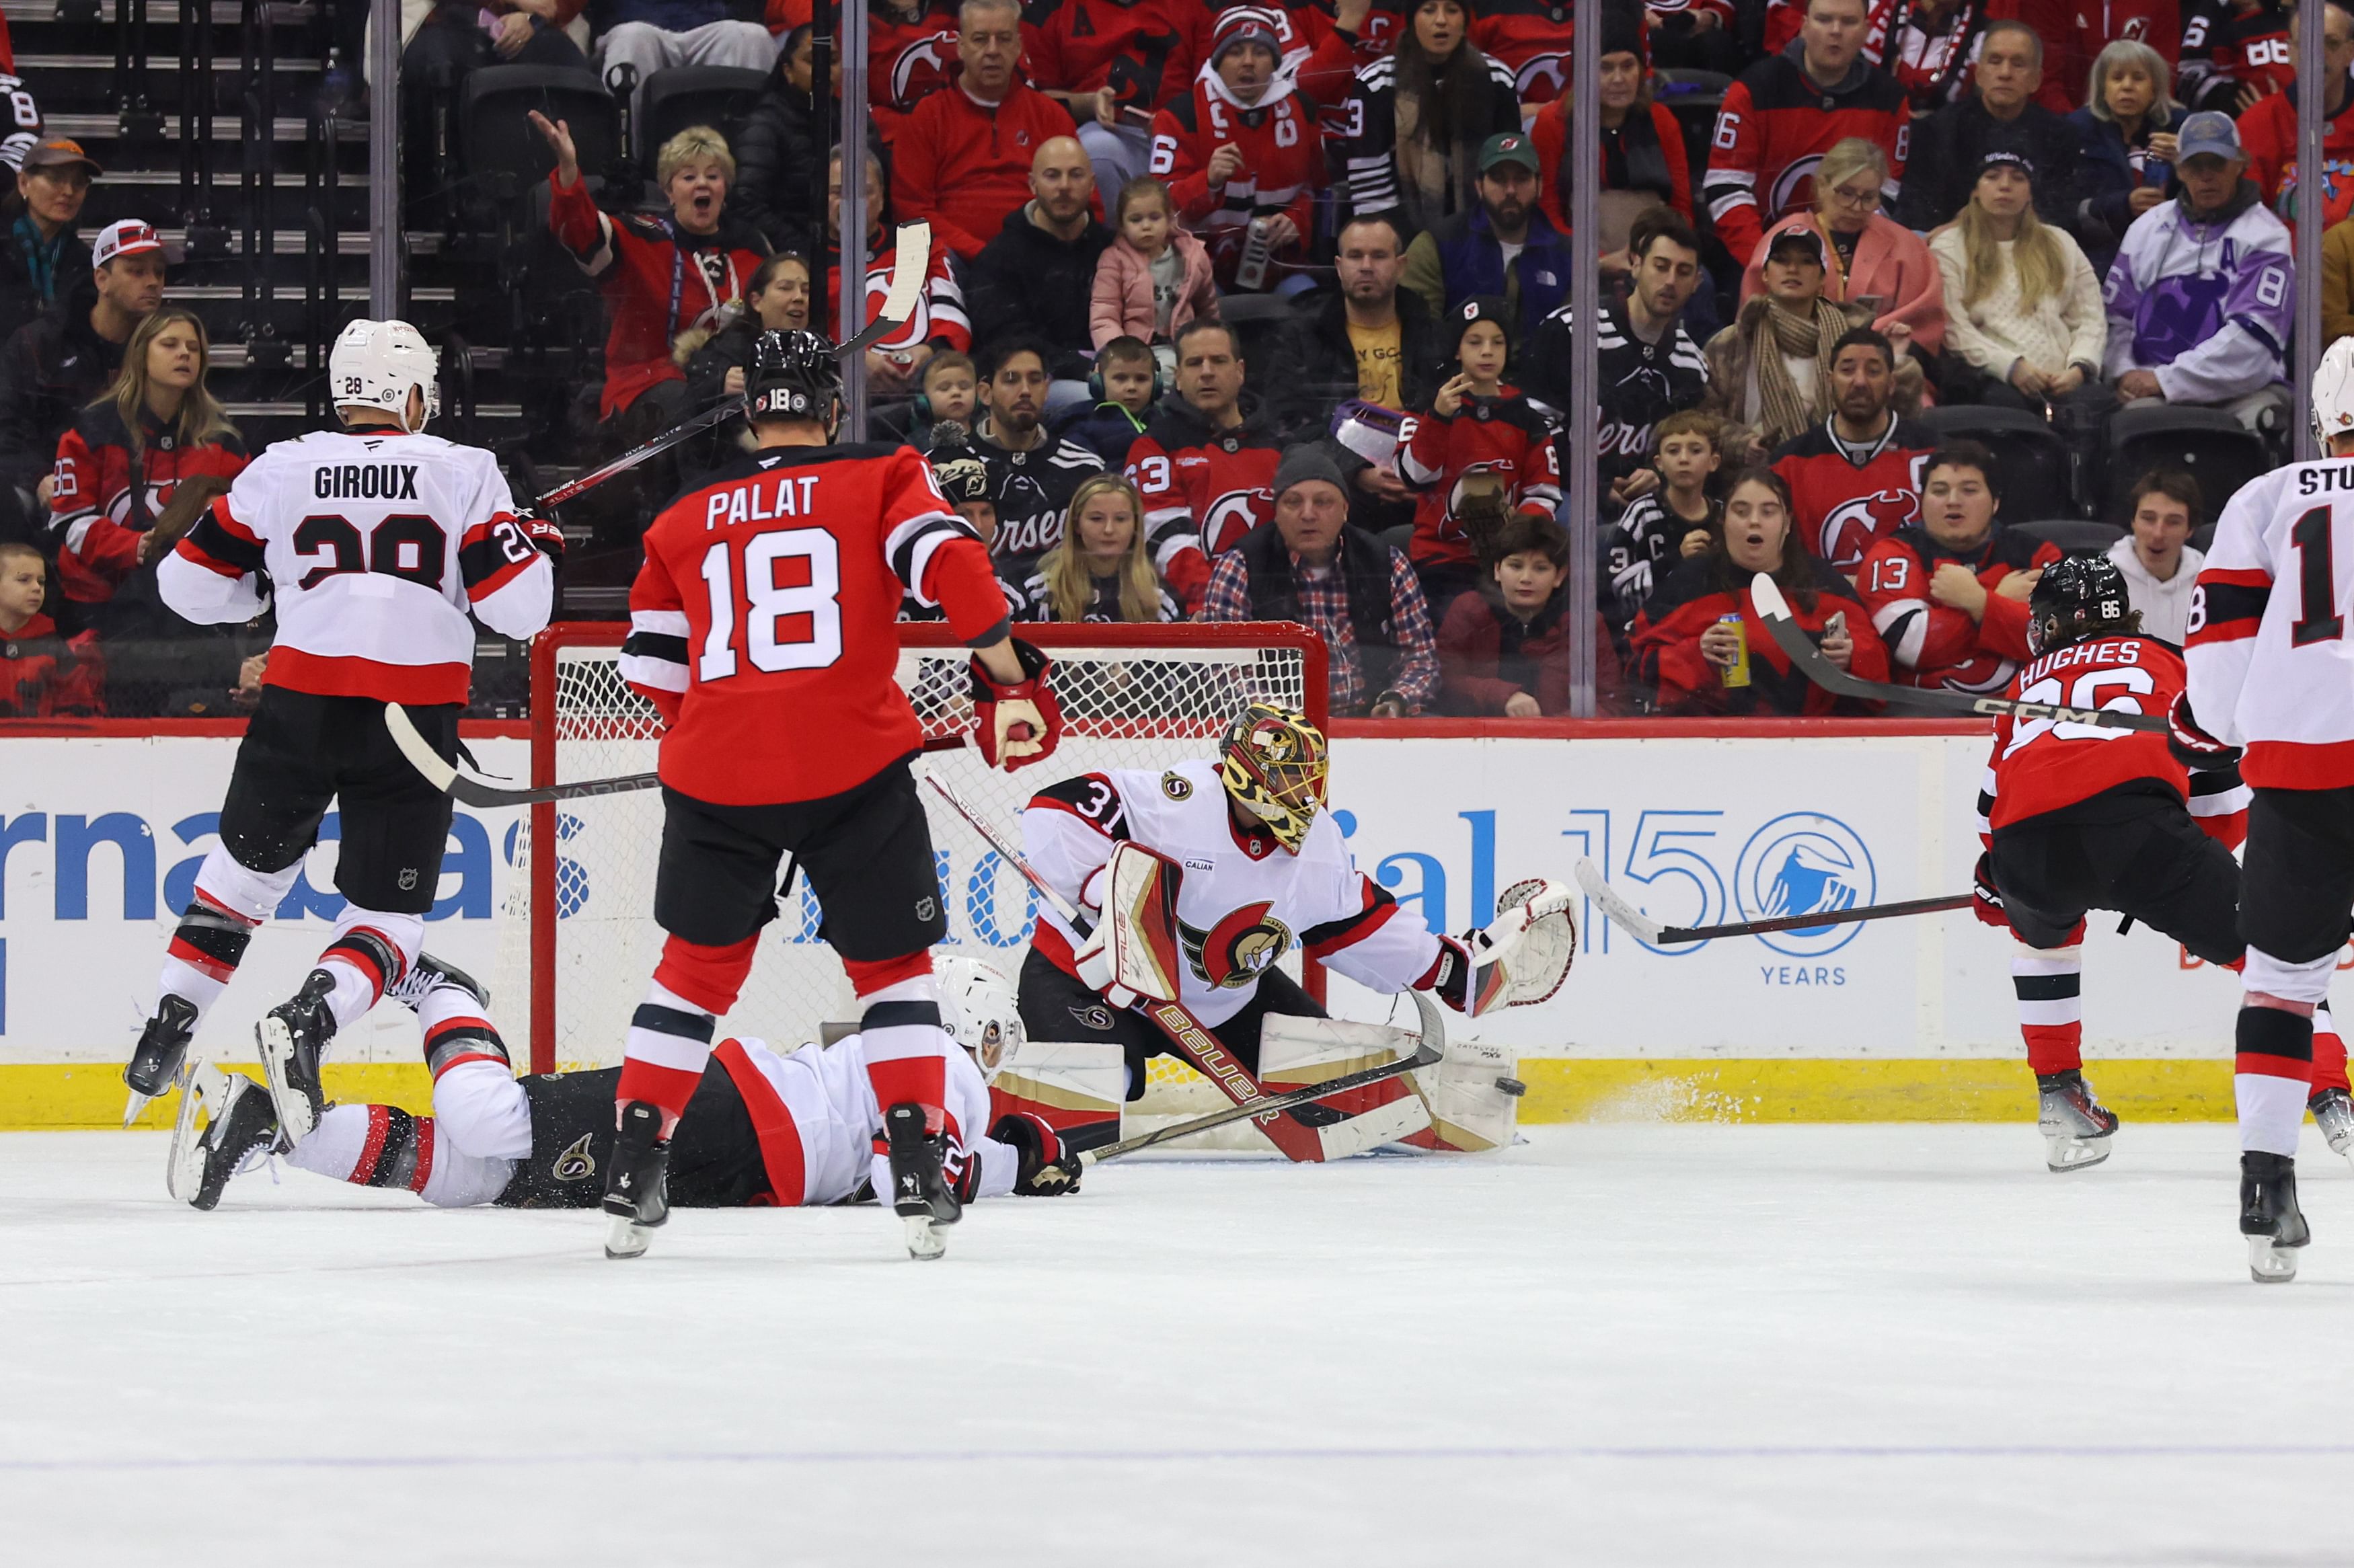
[1402,1033,1523,1153]
[1257,1015,1434,1159]
[1073,842,1186,1008]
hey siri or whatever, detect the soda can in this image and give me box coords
[1235,216,1273,292]
[1718,612,1751,688]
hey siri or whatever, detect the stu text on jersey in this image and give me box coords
[2297,465,2354,496]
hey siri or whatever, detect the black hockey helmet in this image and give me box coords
[2028,554,2137,656]
[747,327,842,423]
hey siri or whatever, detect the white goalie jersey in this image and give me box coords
[1020,758,1447,1027]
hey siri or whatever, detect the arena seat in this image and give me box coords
[462,66,623,210]
[638,66,771,172]
[2190,521,2216,553]
[1915,404,2074,521]
[2012,519,2125,557]
[2108,405,2270,525]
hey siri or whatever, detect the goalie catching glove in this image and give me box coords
[1422,877,1577,1017]
[971,636,1063,772]
[991,1111,1083,1195]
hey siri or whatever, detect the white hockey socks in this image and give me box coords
[289,1098,515,1207]
[313,906,426,1031]
[153,847,299,1028]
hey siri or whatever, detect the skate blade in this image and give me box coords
[123,1087,156,1129]
[255,1017,317,1146]
[124,1059,189,1128]
[2248,1233,2302,1284]
[603,1214,652,1260]
[903,1215,947,1261]
[165,1062,229,1206]
[2042,1132,2113,1173]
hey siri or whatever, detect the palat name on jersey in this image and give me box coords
[701,473,824,529]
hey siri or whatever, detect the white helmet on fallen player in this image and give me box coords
[936,955,1022,1082]
[330,317,441,434]
[2316,335,2354,450]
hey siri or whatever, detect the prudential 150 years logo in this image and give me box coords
[1733,814,1876,957]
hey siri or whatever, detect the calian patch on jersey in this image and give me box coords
[1180,900,1294,988]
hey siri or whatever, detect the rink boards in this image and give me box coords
[0,719,2295,1128]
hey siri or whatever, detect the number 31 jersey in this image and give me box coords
[2188,458,2354,789]
[621,443,1009,807]
[158,428,552,704]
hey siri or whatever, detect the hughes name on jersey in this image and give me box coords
[159,429,553,701]
[1021,758,1449,1027]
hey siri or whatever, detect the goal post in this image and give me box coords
[503,621,1331,1074]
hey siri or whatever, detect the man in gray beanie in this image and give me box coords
[1199,441,1440,718]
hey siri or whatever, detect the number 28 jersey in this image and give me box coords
[621,443,1010,807]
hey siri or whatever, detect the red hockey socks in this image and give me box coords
[2314,1003,2349,1096]
[2012,944,2082,1076]
[849,955,949,1140]
[619,935,757,1135]
[2236,996,2315,1157]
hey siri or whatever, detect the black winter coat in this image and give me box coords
[1262,284,1445,459]
[964,205,1113,373]
[730,79,888,257]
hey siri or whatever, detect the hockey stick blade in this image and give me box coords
[1574,856,1663,945]
[835,221,932,358]
[381,704,662,808]
[1579,851,1967,943]
[1749,572,2168,734]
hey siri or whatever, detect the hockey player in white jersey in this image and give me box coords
[1017,702,1570,1159]
[126,319,558,1140]
[2179,336,2354,1283]
[169,956,1076,1256]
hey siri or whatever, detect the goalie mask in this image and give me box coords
[2027,555,2135,656]
[1218,703,1329,854]
[936,954,1021,1082]
[330,318,439,434]
[747,327,843,425]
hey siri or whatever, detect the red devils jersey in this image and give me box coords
[2181,0,2291,105]
[1979,633,2250,842]
[823,230,971,354]
[1855,525,2061,694]
[1123,399,1284,609]
[1770,416,1938,572]
[1704,50,1911,263]
[1470,0,1576,102]
[869,0,962,135]
[1149,76,1320,288]
[51,403,248,609]
[1396,390,1564,571]
[622,444,1008,806]
[1024,0,1200,110]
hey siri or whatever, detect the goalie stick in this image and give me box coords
[533,221,934,516]
[1747,572,2168,734]
[1574,857,1969,945]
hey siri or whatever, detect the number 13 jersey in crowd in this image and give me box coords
[621,443,1010,806]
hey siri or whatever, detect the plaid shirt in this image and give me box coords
[1199,542,1441,713]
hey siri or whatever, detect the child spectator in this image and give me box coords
[1630,467,1889,716]
[0,542,98,715]
[1395,298,1563,621]
[1019,473,1180,623]
[909,350,979,450]
[1439,512,1626,717]
[1090,178,1219,361]
[1053,336,1162,465]
[1603,409,1723,635]
[2105,467,2204,643]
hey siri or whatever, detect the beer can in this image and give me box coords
[1718,613,1751,688]
[1235,217,1273,292]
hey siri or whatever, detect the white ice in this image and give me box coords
[9,1123,2354,1565]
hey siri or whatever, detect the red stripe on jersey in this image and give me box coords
[263,646,471,705]
[352,1104,391,1183]
[407,1118,437,1195]
[2243,738,2354,791]
[1026,793,1121,838]
[211,496,262,547]
[171,533,249,579]
[2199,567,2276,587]
[467,550,537,601]
[2237,1050,2314,1082]
[1034,919,1082,977]
[1307,897,1400,960]
[2185,619,2260,646]
[429,1051,510,1082]
[165,935,237,984]
[713,1038,811,1207]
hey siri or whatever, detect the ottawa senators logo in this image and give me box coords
[553,1132,598,1183]
[1817,487,1920,570]
[1179,901,1294,988]
[1201,487,1274,555]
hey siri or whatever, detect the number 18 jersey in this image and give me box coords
[621,442,1009,807]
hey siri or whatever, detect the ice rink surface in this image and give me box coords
[11,1122,2354,1566]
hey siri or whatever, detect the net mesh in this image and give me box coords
[501,627,1320,1101]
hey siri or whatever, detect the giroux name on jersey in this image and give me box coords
[702,472,824,530]
[311,463,422,500]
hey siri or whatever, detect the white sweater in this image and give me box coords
[1929,225,2107,381]
[2105,536,2204,646]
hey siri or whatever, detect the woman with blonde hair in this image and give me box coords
[2067,38,2188,274]
[1738,136,1945,362]
[1020,473,1178,623]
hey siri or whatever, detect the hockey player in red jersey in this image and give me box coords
[1972,555,2251,1173]
[128,319,558,1136]
[1122,319,1283,611]
[1147,8,1321,292]
[1770,324,1938,573]
[1854,441,2059,694]
[611,328,1063,1261]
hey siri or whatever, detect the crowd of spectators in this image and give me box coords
[7,0,2354,723]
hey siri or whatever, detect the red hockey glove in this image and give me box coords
[517,512,567,562]
[1971,851,2010,930]
[2167,691,2241,769]
[971,637,1063,772]
[990,1111,1083,1195]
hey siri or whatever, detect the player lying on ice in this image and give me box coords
[1016,701,1572,1161]
[167,954,1084,1223]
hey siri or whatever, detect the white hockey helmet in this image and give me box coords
[330,317,441,434]
[936,954,1022,1082]
[2316,335,2354,449]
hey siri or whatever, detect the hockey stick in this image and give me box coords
[384,702,661,807]
[1748,572,2168,734]
[534,221,934,514]
[1573,856,1969,945]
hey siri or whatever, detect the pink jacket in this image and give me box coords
[1739,210,1947,356]
[1090,229,1220,349]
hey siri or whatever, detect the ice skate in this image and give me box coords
[166,1063,284,1210]
[122,992,200,1127]
[2311,1087,2354,1168]
[256,969,338,1146]
[2035,1070,2118,1172]
[384,951,488,1011]
[884,1101,960,1261]
[2241,1151,2310,1283]
[601,1101,671,1260]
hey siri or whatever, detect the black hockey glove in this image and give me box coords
[1971,851,2008,931]
[2166,691,2241,769]
[990,1111,1083,1196]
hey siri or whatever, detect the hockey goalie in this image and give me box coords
[1016,701,1571,1161]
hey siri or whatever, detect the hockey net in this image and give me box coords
[500,623,1329,1109]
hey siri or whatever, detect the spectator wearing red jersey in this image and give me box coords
[2180,0,2291,115]
[1147,9,1320,293]
[2067,38,2189,276]
[1893,21,2084,230]
[1703,0,1910,266]
[1631,466,1887,716]
[1469,0,1577,102]
[868,0,964,142]
[890,0,1080,260]
[2236,1,2354,227]
[823,149,970,401]
[1439,512,1630,715]
[1769,326,1936,573]
[533,115,769,427]
[1340,0,1524,235]
[1741,137,1946,362]
[1394,297,1563,619]
[1530,9,1693,237]
[0,542,99,716]
[1090,177,1219,353]
[1123,319,1281,611]
[1854,440,2057,694]
[1024,0,1200,209]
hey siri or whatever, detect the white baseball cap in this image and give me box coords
[92,219,165,268]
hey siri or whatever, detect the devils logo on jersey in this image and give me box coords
[887,34,956,110]
[1817,488,1920,570]
[1769,153,1828,222]
[1179,900,1295,988]
[1514,52,1568,97]
[1200,486,1274,555]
